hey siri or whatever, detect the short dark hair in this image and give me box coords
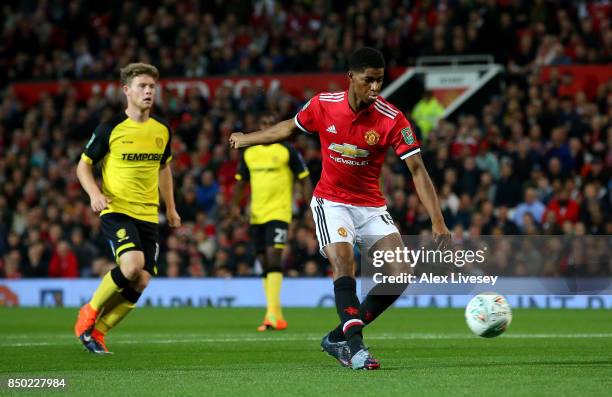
[348,47,385,72]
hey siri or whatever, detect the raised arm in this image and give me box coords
[229,119,298,149]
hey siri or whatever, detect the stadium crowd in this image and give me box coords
[2,0,612,82]
[0,0,610,279]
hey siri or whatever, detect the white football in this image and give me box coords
[465,293,512,338]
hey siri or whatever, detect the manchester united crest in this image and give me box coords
[364,130,380,145]
[338,227,348,237]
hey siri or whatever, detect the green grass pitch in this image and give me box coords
[1,307,611,396]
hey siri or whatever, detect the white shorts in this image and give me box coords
[310,197,399,258]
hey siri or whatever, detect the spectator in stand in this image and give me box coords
[412,90,444,141]
[23,241,49,278]
[513,188,547,229]
[475,141,500,180]
[494,161,523,208]
[48,241,79,278]
[543,188,580,227]
[459,156,481,197]
[2,250,23,279]
[196,170,220,213]
[490,206,520,235]
[70,227,98,277]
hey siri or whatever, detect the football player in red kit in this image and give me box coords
[230,47,450,370]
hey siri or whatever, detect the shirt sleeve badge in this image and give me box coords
[401,127,415,144]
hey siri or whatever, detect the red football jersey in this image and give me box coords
[295,91,421,207]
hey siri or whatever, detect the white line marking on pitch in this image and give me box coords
[2,333,612,347]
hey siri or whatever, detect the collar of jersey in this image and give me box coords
[344,91,376,120]
[124,115,152,125]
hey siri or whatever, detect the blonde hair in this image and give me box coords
[120,63,159,86]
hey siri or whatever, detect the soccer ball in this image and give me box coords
[465,293,512,338]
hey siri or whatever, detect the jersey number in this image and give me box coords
[381,213,394,225]
[274,228,287,244]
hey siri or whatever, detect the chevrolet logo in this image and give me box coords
[328,143,369,158]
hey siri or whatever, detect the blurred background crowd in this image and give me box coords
[2,0,612,82]
[0,0,610,279]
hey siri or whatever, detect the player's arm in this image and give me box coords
[231,180,247,221]
[392,116,450,247]
[231,152,250,220]
[158,130,180,228]
[78,124,113,213]
[76,159,111,213]
[159,163,181,228]
[300,176,313,206]
[229,119,298,149]
[287,143,313,206]
[404,153,451,248]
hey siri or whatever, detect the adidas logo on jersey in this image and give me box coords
[326,125,337,134]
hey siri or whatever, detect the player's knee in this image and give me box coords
[119,251,145,280]
[265,249,282,270]
[132,270,151,292]
[326,250,355,277]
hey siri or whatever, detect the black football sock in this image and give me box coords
[360,294,401,324]
[328,325,345,342]
[333,276,364,356]
[329,282,408,341]
[360,281,408,324]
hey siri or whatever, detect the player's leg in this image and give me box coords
[312,198,379,369]
[358,232,410,325]
[251,224,272,330]
[323,242,363,351]
[327,211,409,339]
[256,253,268,327]
[78,250,145,354]
[324,241,379,369]
[258,221,288,330]
[75,214,142,342]
[92,269,151,351]
[90,219,158,351]
[258,247,286,330]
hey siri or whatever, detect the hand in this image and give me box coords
[229,132,246,149]
[90,192,111,213]
[432,222,451,251]
[167,208,181,228]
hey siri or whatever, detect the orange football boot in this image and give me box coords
[74,303,99,338]
[90,329,110,353]
[257,315,288,331]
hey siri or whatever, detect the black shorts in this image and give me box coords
[101,212,160,275]
[251,221,289,254]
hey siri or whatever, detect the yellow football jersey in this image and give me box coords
[81,114,172,223]
[235,143,309,224]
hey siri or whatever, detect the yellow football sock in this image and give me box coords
[94,298,136,335]
[266,272,284,320]
[90,271,124,311]
[262,275,269,316]
[95,291,125,328]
